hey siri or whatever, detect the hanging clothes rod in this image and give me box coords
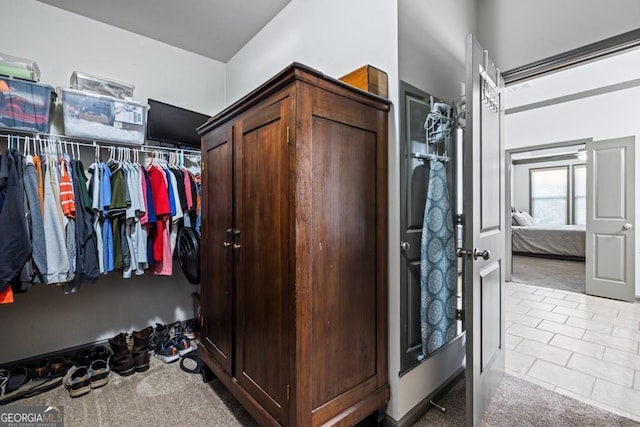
[411,152,450,163]
[0,131,202,155]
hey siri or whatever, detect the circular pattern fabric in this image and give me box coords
[420,158,458,357]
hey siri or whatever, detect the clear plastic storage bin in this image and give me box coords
[70,71,135,100]
[60,88,147,144]
[0,77,54,132]
[0,52,40,81]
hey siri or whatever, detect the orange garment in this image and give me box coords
[0,287,14,304]
[33,155,44,214]
[59,160,75,219]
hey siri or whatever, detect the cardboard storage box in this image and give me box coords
[60,87,147,144]
[0,77,54,132]
[339,64,388,98]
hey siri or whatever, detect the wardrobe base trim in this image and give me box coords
[198,344,279,426]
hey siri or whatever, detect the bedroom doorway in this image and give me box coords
[503,45,640,302]
[506,141,589,294]
[505,136,636,301]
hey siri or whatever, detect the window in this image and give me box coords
[530,167,568,224]
[573,165,586,224]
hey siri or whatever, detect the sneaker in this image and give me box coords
[75,348,94,367]
[153,339,180,363]
[88,359,110,389]
[150,323,169,348]
[169,321,183,339]
[92,346,109,363]
[63,366,91,398]
[175,335,196,356]
[183,320,196,340]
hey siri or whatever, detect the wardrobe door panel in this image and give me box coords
[234,99,290,424]
[309,97,378,409]
[201,125,234,375]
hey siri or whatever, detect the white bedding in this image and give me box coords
[512,224,586,258]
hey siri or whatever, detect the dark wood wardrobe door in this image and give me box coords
[307,87,382,414]
[234,98,290,424]
[201,124,234,375]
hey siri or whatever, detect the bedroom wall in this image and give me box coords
[505,48,640,297]
[0,0,227,363]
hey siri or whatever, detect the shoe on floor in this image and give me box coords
[154,339,180,363]
[88,359,110,389]
[175,335,196,356]
[150,323,169,349]
[132,326,153,353]
[63,366,91,398]
[132,351,151,372]
[169,321,183,339]
[108,333,135,376]
[183,320,196,340]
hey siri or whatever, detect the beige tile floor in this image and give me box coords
[505,281,640,422]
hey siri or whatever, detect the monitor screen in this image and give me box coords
[146,99,210,148]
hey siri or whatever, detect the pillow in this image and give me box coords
[511,214,519,226]
[521,211,535,225]
[512,211,534,226]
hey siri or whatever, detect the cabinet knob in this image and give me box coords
[233,244,242,250]
[223,241,231,248]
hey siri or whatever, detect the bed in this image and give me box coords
[512,224,586,260]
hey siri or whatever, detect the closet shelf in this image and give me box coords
[0,128,201,154]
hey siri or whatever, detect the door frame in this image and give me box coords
[504,138,592,281]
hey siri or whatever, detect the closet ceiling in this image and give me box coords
[36,0,291,62]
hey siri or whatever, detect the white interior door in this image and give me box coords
[464,34,505,426]
[586,136,635,302]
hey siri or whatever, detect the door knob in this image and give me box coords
[233,244,242,250]
[473,248,490,261]
[223,242,231,248]
[623,223,633,230]
[400,241,411,252]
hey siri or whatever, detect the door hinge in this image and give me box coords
[286,126,290,145]
[286,385,290,401]
[455,214,464,225]
[456,309,464,321]
[201,160,205,172]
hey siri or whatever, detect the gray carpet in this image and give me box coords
[8,355,256,427]
[9,359,638,426]
[511,255,585,293]
[416,374,639,426]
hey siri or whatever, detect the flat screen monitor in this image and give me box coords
[146,99,210,148]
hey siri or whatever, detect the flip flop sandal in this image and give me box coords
[0,367,39,405]
[33,359,51,379]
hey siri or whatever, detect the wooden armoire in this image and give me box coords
[197,63,390,426]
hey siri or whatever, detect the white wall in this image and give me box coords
[505,53,640,297]
[225,0,397,106]
[395,0,475,421]
[477,0,640,71]
[0,0,227,363]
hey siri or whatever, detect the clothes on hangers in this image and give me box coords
[0,134,201,303]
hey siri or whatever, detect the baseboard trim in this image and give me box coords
[0,338,110,370]
[384,368,465,427]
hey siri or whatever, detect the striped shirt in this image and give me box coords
[60,159,76,219]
